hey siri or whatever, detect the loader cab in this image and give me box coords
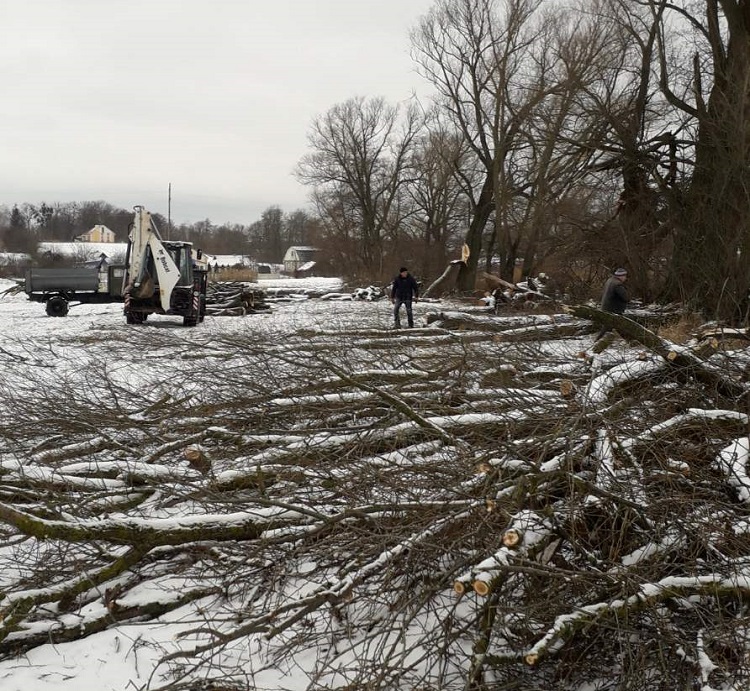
[163,241,195,287]
[123,240,204,321]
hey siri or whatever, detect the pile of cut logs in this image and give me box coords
[205,282,270,316]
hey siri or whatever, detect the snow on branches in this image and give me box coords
[0,300,750,689]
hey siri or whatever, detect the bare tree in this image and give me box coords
[296,97,424,281]
[636,0,750,321]
[498,6,631,281]
[405,121,471,280]
[412,0,533,290]
[412,0,609,290]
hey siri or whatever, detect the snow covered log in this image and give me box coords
[481,271,553,303]
[571,304,749,402]
[421,260,464,298]
[205,281,269,315]
[425,310,592,339]
[518,575,750,667]
[0,585,220,653]
[453,511,554,598]
[0,502,290,546]
[204,306,246,316]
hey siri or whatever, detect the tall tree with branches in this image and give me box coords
[567,0,688,303]
[411,0,541,289]
[405,123,471,279]
[412,0,610,290]
[647,0,750,321]
[296,96,423,281]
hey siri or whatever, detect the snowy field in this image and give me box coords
[2,277,745,691]
[0,276,389,336]
[0,277,467,691]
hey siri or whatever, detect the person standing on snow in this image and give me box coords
[595,267,628,341]
[391,266,419,329]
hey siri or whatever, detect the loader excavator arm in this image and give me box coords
[125,206,180,313]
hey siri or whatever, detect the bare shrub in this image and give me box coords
[211,267,258,282]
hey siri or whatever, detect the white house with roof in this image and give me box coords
[283,246,317,274]
[75,225,115,243]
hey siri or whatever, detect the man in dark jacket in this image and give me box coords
[391,267,419,328]
[595,267,628,341]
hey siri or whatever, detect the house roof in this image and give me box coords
[284,246,318,261]
[297,261,316,272]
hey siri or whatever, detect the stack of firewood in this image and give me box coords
[204,282,270,316]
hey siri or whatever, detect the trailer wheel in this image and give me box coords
[46,296,69,317]
[183,316,198,327]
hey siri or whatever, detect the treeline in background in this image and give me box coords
[0,201,323,267]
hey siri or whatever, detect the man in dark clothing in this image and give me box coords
[391,267,419,328]
[595,267,628,341]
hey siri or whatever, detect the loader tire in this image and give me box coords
[126,311,147,325]
[46,295,69,317]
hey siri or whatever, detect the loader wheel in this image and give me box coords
[126,311,146,324]
[183,316,198,327]
[46,295,69,317]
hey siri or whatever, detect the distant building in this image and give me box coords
[294,260,316,278]
[75,225,115,243]
[283,246,317,275]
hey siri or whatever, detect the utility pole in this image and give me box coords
[167,183,172,240]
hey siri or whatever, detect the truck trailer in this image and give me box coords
[24,264,125,316]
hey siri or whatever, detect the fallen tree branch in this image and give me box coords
[0,502,297,546]
[517,573,750,666]
[570,305,749,402]
[422,260,464,298]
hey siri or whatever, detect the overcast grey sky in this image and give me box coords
[1,0,435,224]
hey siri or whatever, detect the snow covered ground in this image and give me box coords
[0,276,393,338]
[4,277,734,691]
[0,277,453,691]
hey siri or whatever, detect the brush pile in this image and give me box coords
[2,301,750,690]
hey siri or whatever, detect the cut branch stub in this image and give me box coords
[559,379,575,398]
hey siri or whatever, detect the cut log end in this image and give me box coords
[184,445,211,474]
[524,652,539,666]
[559,379,575,397]
[184,444,204,461]
[473,580,490,597]
[453,580,467,595]
[502,528,522,548]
